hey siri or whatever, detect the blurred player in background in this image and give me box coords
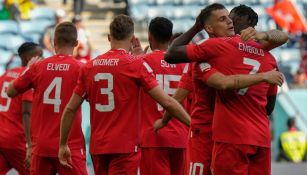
[58,15,190,175]
[164,3,287,175]
[7,22,87,175]
[139,17,188,175]
[0,42,42,175]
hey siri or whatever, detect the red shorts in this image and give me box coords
[30,151,87,175]
[0,147,29,175]
[187,124,213,175]
[140,147,186,175]
[91,152,141,175]
[211,142,271,175]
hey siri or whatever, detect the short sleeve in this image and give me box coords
[267,85,278,96]
[194,62,218,83]
[22,89,33,102]
[73,66,87,98]
[13,65,35,94]
[178,64,193,91]
[139,61,159,92]
[186,39,218,62]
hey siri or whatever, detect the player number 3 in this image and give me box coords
[94,73,115,112]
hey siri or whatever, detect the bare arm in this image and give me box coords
[161,88,191,127]
[165,17,203,64]
[7,83,19,97]
[60,93,84,146]
[241,28,288,50]
[22,101,32,169]
[266,95,276,115]
[147,86,190,126]
[43,34,54,54]
[206,70,284,90]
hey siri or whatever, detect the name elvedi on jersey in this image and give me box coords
[47,63,70,71]
[238,42,264,56]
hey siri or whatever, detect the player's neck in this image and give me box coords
[55,47,74,56]
[110,41,131,52]
[151,42,168,51]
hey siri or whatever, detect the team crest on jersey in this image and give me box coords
[199,63,211,72]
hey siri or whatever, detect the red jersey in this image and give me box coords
[140,50,188,148]
[0,67,32,150]
[13,55,85,156]
[186,36,278,147]
[74,49,158,154]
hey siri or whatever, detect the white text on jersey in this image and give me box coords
[238,43,264,56]
[93,59,119,66]
[161,60,176,68]
[47,63,70,71]
[7,71,20,78]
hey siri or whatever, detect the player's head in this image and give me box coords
[18,42,42,66]
[198,3,234,38]
[230,4,258,34]
[287,118,296,129]
[148,17,173,49]
[54,22,78,51]
[108,14,134,44]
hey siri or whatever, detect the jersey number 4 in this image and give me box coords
[43,77,62,113]
[0,81,12,112]
[238,58,260,95]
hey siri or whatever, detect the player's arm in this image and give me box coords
[7,83,20,97]
[22,101,32,169]
[165,15,203,63]
[154,88,191,131]
[59,93,84,167]
[206,70,284,90]
[147,86,190,126]
[266,95,276,115]
[241,28,288,50]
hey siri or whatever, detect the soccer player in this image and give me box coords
[139,17,188,175]
[58,15,190,175]
[0,42,42,175]
[7,22,87,175]
[163,3,288,175]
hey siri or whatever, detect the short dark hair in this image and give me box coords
[287,118,296,128]
[198,3,226,26]
[110,15,134,40]
[18,42,39,56]
[149,17,173,43]
[54,22,77,47]
[230,4,258,27]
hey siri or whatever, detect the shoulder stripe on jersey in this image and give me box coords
[183,63,189,73]
[143,62,153,73]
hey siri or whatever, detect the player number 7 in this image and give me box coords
[238,58,260,95]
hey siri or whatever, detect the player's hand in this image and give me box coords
[240,27,267,42]
[153,119,167,133]
[194,12,204,32]
[131,37,144,56]
[58,145,72,168]
[24,147,31,170]
[262,69,284,86]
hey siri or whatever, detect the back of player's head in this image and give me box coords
[54,22,78,47]
[18,42,42,66]
[109,15,134,40]
[287,118,296,128]
[198,3,226,26]
[230,5,258,27]
[149,17,173,43]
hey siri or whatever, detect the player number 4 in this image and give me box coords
[43,77,62,113]
[238,58,260,95]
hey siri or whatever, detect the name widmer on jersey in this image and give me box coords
[238,43,264,56]
[47,63,70,71]
[93,59,119,66]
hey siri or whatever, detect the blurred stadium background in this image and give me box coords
[1,0,307,174]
